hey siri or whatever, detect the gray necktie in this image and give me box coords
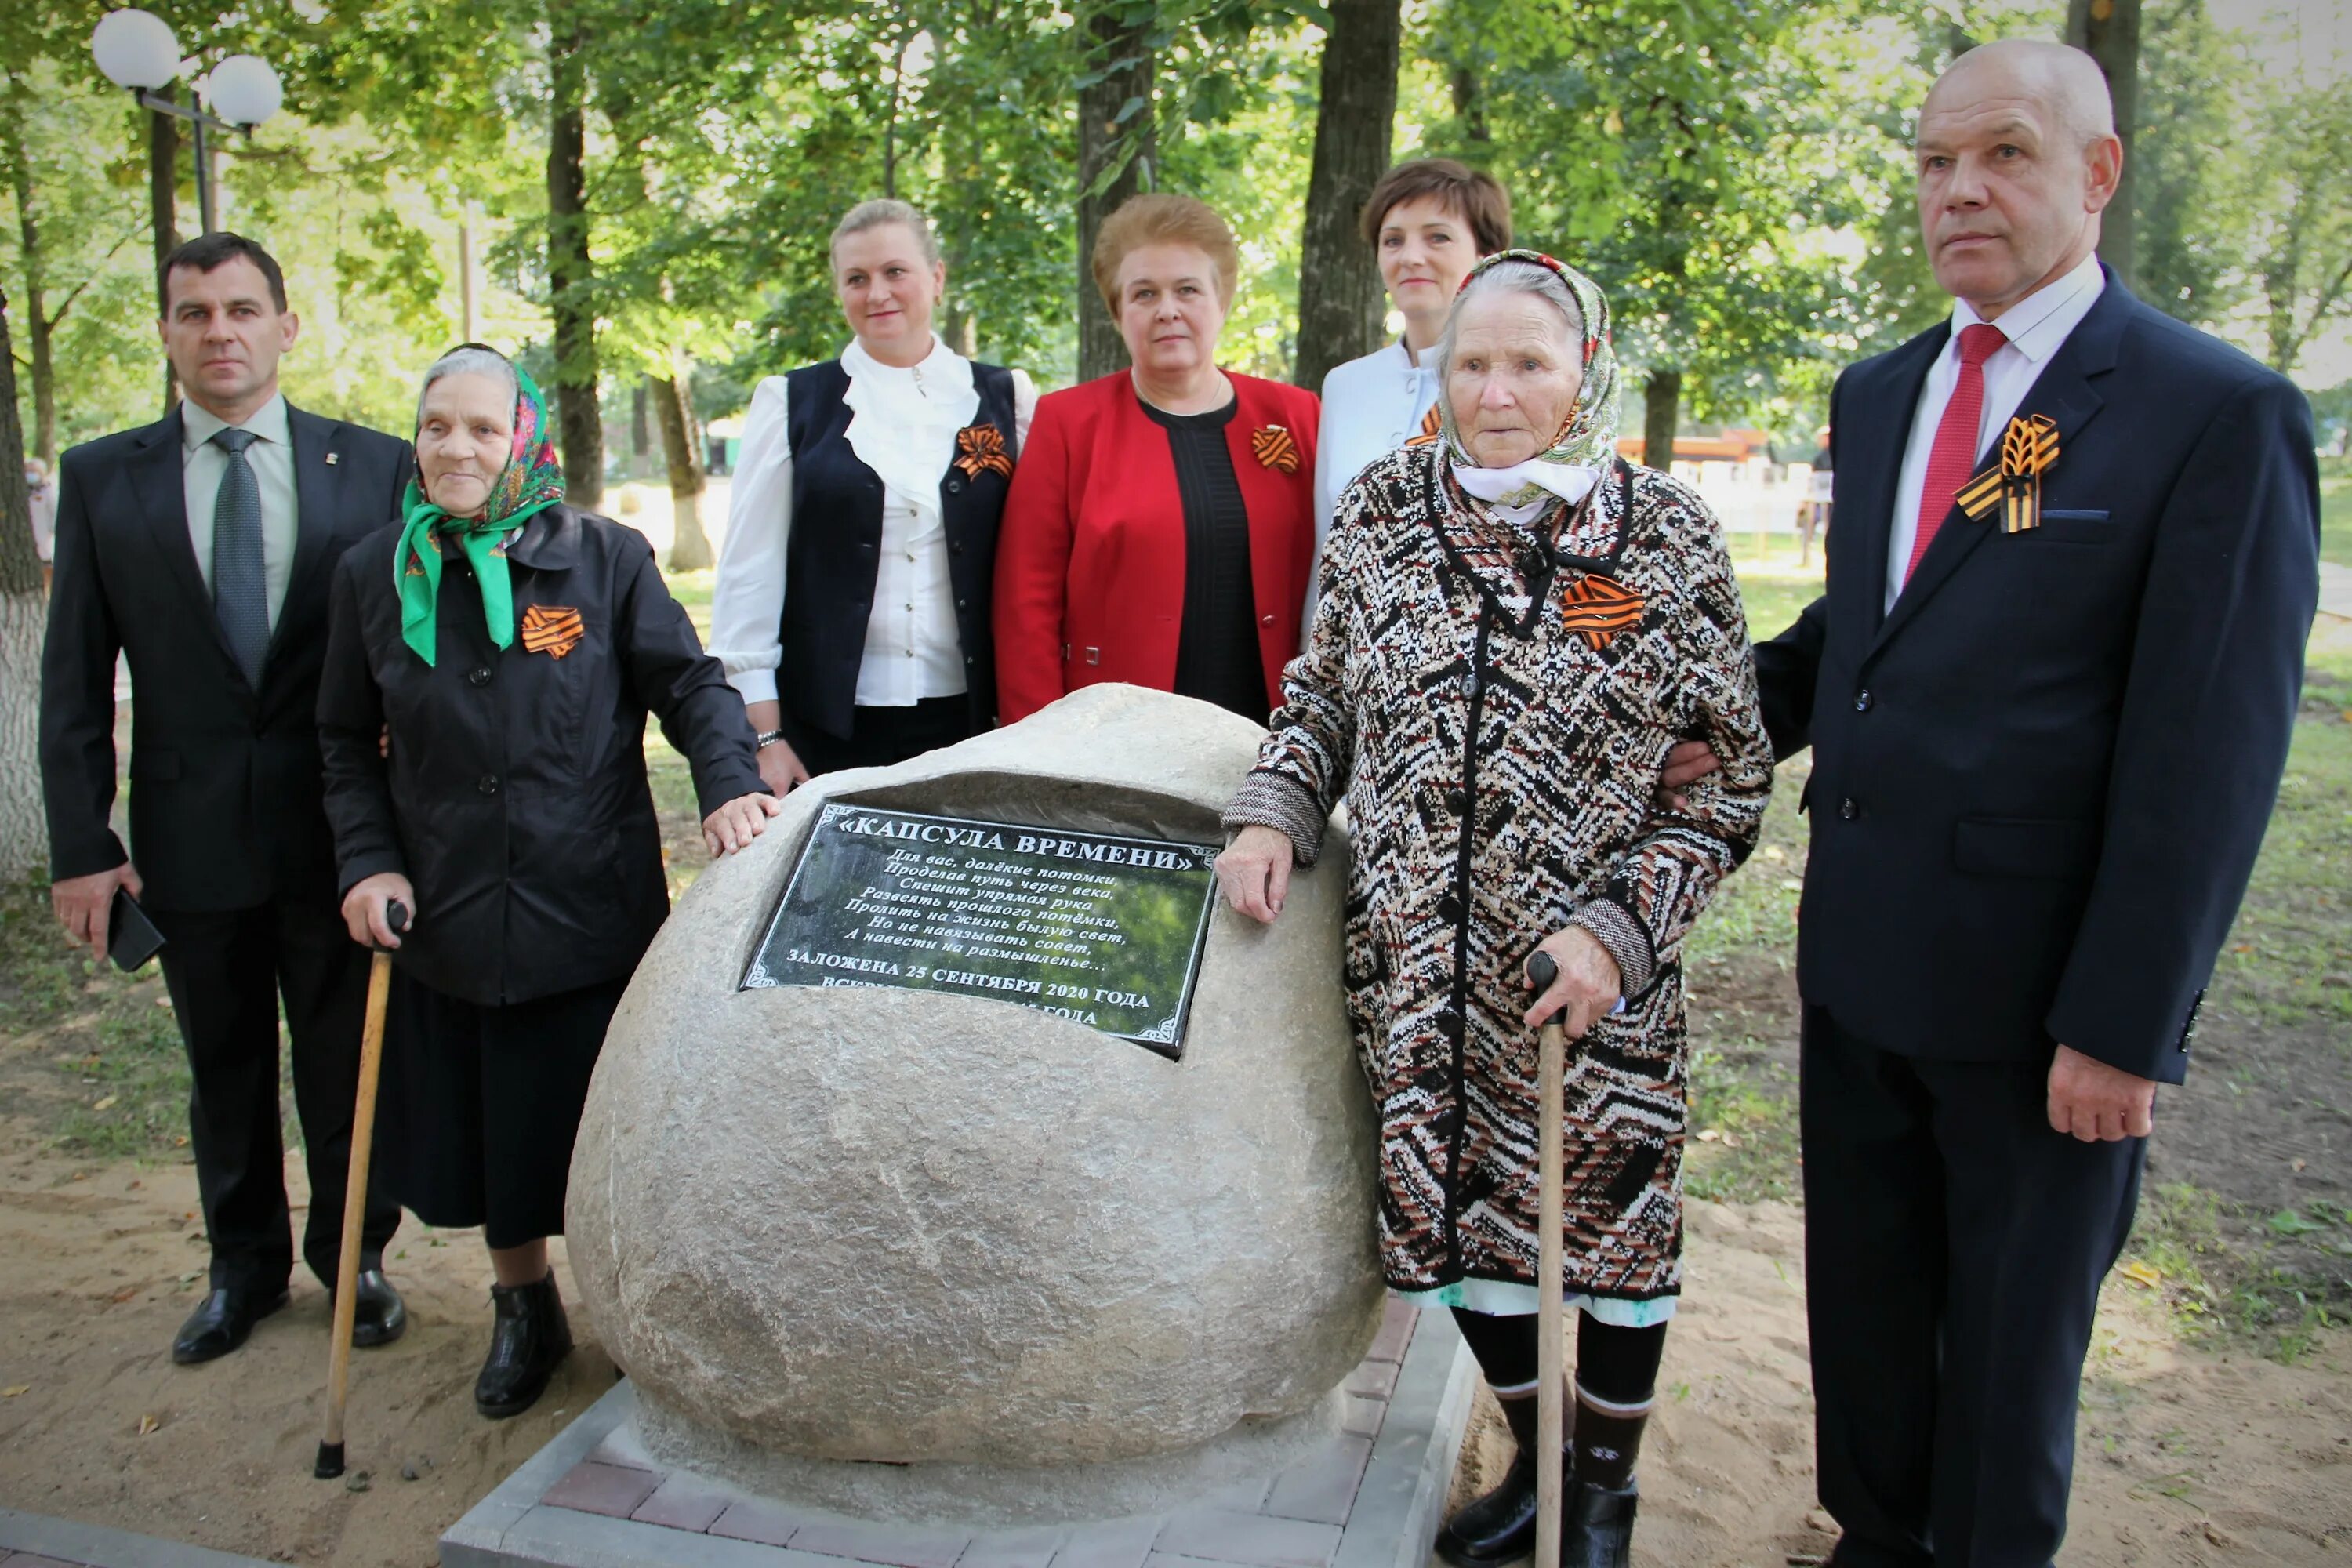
[209,426,270,686]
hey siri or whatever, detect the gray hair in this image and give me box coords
[831,198,943,268]
[1434,260,1585,380]
[416,344,517,423]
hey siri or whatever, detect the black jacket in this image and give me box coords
[40,404,412,910]
[1758,274,2319,1083]
[318,503,765,1007]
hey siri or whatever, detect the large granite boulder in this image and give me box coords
[567,684,1384,1520]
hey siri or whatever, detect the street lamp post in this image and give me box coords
[90,9,282,237]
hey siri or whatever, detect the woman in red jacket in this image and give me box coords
[994,194,1319,724]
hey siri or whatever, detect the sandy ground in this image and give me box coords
[2,1131,2345,1566]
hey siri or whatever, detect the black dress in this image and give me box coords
[319,503,765,1246]
[1141,397,1265,722]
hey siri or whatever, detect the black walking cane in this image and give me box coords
[1523,949,1570,1568]
[315,900,406,1481]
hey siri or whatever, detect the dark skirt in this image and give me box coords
[375,972,627,1250]
[793,692,982,776]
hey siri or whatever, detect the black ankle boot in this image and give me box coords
[1435,1395,1547,1566]
[1562,1474,1639,1568]
[475,1271,572,1420]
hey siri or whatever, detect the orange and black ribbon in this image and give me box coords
[953,423,1014,481]
[1558,573,1645,651]
[1954,414,2060,535]
[1251,425,1301,474]
[1404,404,1444,448]
[519,603,585,659]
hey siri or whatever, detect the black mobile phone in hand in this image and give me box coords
[107,887,165,972]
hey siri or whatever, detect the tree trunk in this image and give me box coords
[1450,64,1489,143]
[2,91,56,463]
[150,105,179,412]
[1642,367,1681,474]
[0,285,49,879]
[1076,2,1158,383]
[653,369,712,572]
[2065,0,2139,291]
[1294,0,1401,391]
[547,11,604,503]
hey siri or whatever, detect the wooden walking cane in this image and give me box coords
[315,899,406,1481]
[1524,949,1569,1568]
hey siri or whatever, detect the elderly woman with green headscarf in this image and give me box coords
[1213,252,1773,1566]
[318,343,775,1420]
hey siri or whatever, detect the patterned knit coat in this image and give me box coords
[1228,446,1774,1301]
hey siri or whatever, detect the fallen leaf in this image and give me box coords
[110,1286,137,1304]
[91,1096,117,1112]
[137,1414,159,1436]
[156,995,173,1008]
[174,1137,188,1148]
[1697,1127,1723,1142]
[2292,1158,2307,1173]
[1722,1132,1744,1149]
[2,1385,28,1397]
[2118,1260,2163,1289]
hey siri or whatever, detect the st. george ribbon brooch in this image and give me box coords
[1558,572,1644,651]
[1954,413,2060,534]
[953,423,1014,480]
[1251,425,1301,474]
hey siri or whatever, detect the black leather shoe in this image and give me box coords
[342,1269,408,1348]
[474,1272,572,1420]
[172,1287,289,1365]
[1562,1475,1639,1568]
[1435,1396,1544,1566]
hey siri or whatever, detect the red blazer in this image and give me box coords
[993,370,1321,724]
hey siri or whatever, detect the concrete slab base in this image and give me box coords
[0,1508,279,1568]
[443,1303,1472,1568]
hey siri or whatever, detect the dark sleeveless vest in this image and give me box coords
[780,358,1019,742]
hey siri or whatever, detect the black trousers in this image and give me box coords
[1802,1006,2146,1568]
[151,898,401,1294]
[791,694,982,777]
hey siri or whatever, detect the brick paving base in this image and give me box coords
[0,1508,278,1568]
[443,1304,1473,1568]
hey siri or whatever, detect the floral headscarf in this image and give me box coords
[1436,249,1622,511]
[394,355,566,665]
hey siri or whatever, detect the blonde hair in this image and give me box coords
[1091,194,1240,314]
[830,199,942,268]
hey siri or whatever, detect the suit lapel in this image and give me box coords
[274,405,341,664]
[132,408,237,663]
[1866,280,2129,660]
[1837,328,1943,650]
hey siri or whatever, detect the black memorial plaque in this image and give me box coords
[742,805,1222,1058]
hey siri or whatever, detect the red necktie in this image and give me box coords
[1904,322,2008,583]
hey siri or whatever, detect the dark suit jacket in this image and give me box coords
[40,403,414,912]
[1757,273,2319,1083]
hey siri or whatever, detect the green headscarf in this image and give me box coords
[1435,249,1623,510]
[394,357,565,665]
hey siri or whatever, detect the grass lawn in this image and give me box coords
[2322,462,2352,569]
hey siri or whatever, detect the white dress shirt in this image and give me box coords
[710,336,1037,708]
[1307,339,1442,633]
[181,392,299,629]
[1885,253,2105,611]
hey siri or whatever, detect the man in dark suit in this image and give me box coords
[42,233,414,1364]
[1664,40,2318,1566]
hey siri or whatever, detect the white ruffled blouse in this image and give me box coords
[710,335,1037,708]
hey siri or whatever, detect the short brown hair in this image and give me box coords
[161,231,289,314]
[1358,159,1512,255]
[1091,194,1241,314]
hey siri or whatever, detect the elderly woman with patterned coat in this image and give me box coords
[320,346,776,1421]
[1214,252,1773,1566]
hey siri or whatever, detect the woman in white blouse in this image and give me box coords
[711,199,1037,789]
[1305,160,1512,632]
